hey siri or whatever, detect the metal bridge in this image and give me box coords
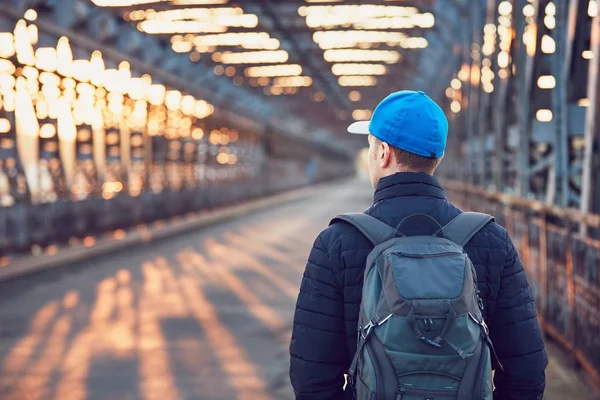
[0,0,599,398]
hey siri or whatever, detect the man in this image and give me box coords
[289,90,547,399]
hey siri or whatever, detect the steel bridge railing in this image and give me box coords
[442,179,600,389]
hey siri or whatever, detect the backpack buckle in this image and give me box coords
[360,321,374,340]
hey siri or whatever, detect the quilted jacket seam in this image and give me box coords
[295,305,345,320]
[292,321,345,334]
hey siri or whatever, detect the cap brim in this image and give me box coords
[347,120,371,135]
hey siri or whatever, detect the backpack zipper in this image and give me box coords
[397,386,457,399]
[393,251,463,259]
[365,342,385,400]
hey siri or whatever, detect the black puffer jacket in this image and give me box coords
[289,172,547,400]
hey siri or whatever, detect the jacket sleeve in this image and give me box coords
[289,231,349,400]
[491,232,548,400]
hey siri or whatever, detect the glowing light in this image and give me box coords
[544,15,556,29]
[34,48,58,72]
[172,0,229,4]
[0,60,16,75]
[217,153,229,164]
[57,98,77,141]
[458,64,470,81]
[349,91,361,101]
[338,76,378,86]
[134,7,243,21]
[302,6,434,29]
[590,0,598,17]
[0,119,11,134]
[312,91,325,102]
[139,20,228,34]
[536,109,553,122]
[192,127,204,139]
[15,77,38,140]
[301,4,434,27]
[14,20,35,66]
[69,60,91,83]
[244,64,302,77]
[498,1,513,16]
[272,76,313,87]
[165,90,182,111]
[194,100,213,119]
[537,75,556,89]
[541,35,556,54]
[451,101,461,113]
[331,63,387,76]
[102,181,124,192]
[445,88,454,98]
[497,51,510,68]
[216,50,289,64]
[181,95,196,114]
[583,50,594,59]
[324,49,401,63]
[523,25,537,56]
[92,0,228,6]
[172,41,193,53]
[451,78,462,90]
[90,51,106,87]
[27,24,38,45]
[24,9,38,21]
[546,2,556,16]
[193,33,279,50]
[164,14,257,28]
[482,42,495,56]
[578,98,590,107]
[352,109,372,120]
[355,14,434,30]
[57,37,74,77]
[313,30,427,49]
[0,33,15,58]
[225,66,236,76]
[484,24,496,35]
[40,123,56,138]
[147,84,166,106]
[523,4,535,17]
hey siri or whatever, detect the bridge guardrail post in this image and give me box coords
[542,215,549,326]
[565,221,576,358]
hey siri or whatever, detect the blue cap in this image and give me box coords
[347,90,449,158]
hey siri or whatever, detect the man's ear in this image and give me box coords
[379,141,392,168]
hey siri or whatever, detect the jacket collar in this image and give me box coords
[373,172,446,203]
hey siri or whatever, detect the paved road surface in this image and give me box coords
[0,179,595,400]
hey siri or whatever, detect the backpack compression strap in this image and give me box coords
[442,212,494,248]
[330,213,395,246]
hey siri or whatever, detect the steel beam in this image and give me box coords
[459,6,475,184]
[517,0,545,197]
[551,0,574,206]
[487,0,505,191]
[470,1,486,186]
[581,9,600,231]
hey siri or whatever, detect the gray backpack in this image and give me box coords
[330,212,503,400]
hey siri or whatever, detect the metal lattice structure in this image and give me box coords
[438,0,600,223]
[77,0,439,139]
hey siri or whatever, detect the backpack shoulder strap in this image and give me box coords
[330,213,395,246]
[442,212,494,248]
